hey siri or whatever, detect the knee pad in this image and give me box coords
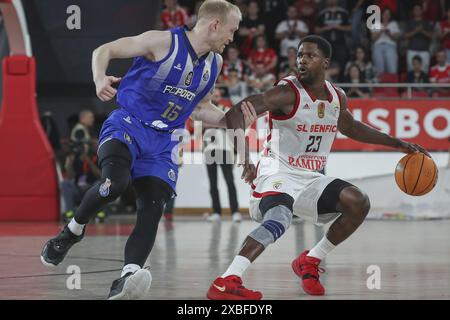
[133,176,173,208]
[259,193,294,215]
[97,148,133,201]
[95,141,132,201]
[98,139,132,169]
[248,205,293,248]
[317,178,354,214]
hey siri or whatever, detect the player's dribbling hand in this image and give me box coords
[240,101,258,129]
[396,139,431,157]
[95,76,122,102]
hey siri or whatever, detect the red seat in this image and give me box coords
[399,72,408,83]
[401,90,429,98]
[378,73,399,83]
[432,91,450,98]
[373,73,400,97]
[412,91,429,98]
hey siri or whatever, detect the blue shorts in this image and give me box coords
[98,108,180,193]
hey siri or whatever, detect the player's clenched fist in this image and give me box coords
[95,76,121,101]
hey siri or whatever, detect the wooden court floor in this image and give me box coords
[0,216,449,300]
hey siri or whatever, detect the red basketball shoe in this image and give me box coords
[291,250,325,296]
[207,275,263,300]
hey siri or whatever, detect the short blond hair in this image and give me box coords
[197,0,242,24]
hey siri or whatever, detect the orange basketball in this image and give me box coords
[395,153,438,196]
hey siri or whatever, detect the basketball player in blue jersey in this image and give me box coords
[40,0,257,300]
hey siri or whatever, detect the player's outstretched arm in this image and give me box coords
[92,30,171,101]
[191,96,257,129]
[336,87,430,156]
[190,100,225,127]
[225,84,297,131]
[224,85,297,183]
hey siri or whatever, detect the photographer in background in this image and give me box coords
[70,110,96,144]
[61,110,105,222]
[69,110,100,190]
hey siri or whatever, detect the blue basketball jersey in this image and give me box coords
[116,26,221,131]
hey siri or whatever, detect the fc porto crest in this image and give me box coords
[185,71,194,86]
[317,102,325,119]
[99,178,112,197]
[202,70,210,81]
[168,169,176,182]
[124,132,132,144]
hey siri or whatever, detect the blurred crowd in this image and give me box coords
[161,0,450,98]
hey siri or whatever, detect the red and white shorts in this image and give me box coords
[250,156,341,226]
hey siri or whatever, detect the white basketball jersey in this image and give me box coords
[262,75,341,172]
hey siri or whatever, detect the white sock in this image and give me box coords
[307,235,336,260]
[222,255,251,278]
[121,264,141,277]
[68,218,85,236]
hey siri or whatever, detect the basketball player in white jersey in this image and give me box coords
[207,35,429,299]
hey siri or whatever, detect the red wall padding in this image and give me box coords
[0,56,59,221]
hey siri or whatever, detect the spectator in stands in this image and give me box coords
[220,44,249,82]
[188,0,203,28]
[348,0,370,49]
[278,47,298,79]
[325,61,341,83]
[160,0,189,30]
[248,35,278,75]
[430,49,450,97]
[275,6,308,60]
[405,4,434,73]
[259,0,289,50]
[344,46,376,83]
[422,0,441,21]
[248,63,276,94]
[294,0,319,33]
[234,0,247,18]
[406,55,430,96]
[204,88,242,223]
[237,1,265,58]
[345,64,370,98]
[437,7,450,63]
[315,0,351,73]
[370,8,400,75]
[223,68,249,105]
[376,0,397,15]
